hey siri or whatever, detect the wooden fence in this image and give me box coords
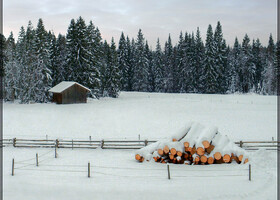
[1,138,279,150]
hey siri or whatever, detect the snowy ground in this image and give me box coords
[3,92,277,141]
[3,92,278,200]
[4,147,277,200]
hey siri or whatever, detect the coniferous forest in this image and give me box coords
[2,17,279,103]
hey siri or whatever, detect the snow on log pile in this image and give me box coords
[135,122,249,165]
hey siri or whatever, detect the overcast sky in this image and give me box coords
[3,0,277,48]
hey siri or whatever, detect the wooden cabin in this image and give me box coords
[48,81,90,104]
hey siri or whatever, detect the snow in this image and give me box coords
[4,147,277,200]
[48,81,90,93]
[3,92,277,199]
[4,92,276,141]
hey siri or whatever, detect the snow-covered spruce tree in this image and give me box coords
[85,20,102,98]
[145,41,155,92]
[214,21,228,94]
[238,34,255,93]
[203,24,218,93]
[194,28,205,93]
[65,19,78,81]
[175,32,186,93]
[124,36,134,91]
[262,34,277,95]
[227,38,241,93]
[118,32,127,90]
[152,38,164,92]
[18,21,37,103]
[252,39,265,93]
[66,17,101,98]
[33,18,52,103]
[132,29,149,92]
[163,35,174,93]
[50,33,67,86]
[4,32,19,101]
[107,38,121,97]
[186,33,197,93]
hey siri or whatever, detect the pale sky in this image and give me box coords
[3,0,277,48]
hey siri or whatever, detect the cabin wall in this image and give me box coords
[53,93,62,104]
[61,84,88,104]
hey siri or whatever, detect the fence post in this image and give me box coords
[101,140,104,149]
[55,139,59,148]
[72,139,73,150]
[138,134,140,141]
[88,162,90,178]
[46,135,48,141]
[239,140,243,148]
[249,164,251,181]
[144,140,148,146]
[13,138,16,147]
[12,158,14,176]
[167,164,170,180]
[55,147,57,158]
[36,153,38,166]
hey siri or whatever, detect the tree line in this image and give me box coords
[2,17,279,103]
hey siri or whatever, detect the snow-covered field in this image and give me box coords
[4,92,277,141]
[3,92,277,200]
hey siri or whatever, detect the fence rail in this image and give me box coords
[0,138,279,150]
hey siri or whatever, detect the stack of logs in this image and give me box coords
[135,123,249,165]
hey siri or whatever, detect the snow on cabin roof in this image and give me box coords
[48,81,91,93]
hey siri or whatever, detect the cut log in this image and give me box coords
[183,153,189,160]
[169,154,174,160]
[206,145,215,154]
[202,140,210,149]
[223,154,231,163]
[177,151,183,157]
[190,147,196,155]
[135,154,141,161]
[158,149,164,156]
[244,158,249,164]
[214,152,222,160]
[184,141,189,148]
[139,157,144,162]
[238,155,243,162]
[207,156,214,164]
[196,147,205,156]
[170,148,177,156]
[163,145,169,154]
[200,155,207,163]
[231,156,240,164]
[215,158,224,164]
[172,138,177,142]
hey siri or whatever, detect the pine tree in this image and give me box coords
[108,38,121,97]
[132,29,149,91]
[239,34,255,93]
[263,34,277,94]
[163,35,174,92]
[153,38,164,92]
[194,28,205,93]
[203,24,217,93]
[252,38,265,93]
[4,32,18,101]
[214,21,228,93]
[33,18,52,103]
[118,32,127,90]
[228,38,241,93]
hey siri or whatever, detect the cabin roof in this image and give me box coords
[48,81,90,93]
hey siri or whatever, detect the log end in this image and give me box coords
[196,147,205,156]
[214,152,222,160]
[202,140,210,149]
[223,154,231,163]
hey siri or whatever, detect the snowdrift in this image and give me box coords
[135,122,249,165]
